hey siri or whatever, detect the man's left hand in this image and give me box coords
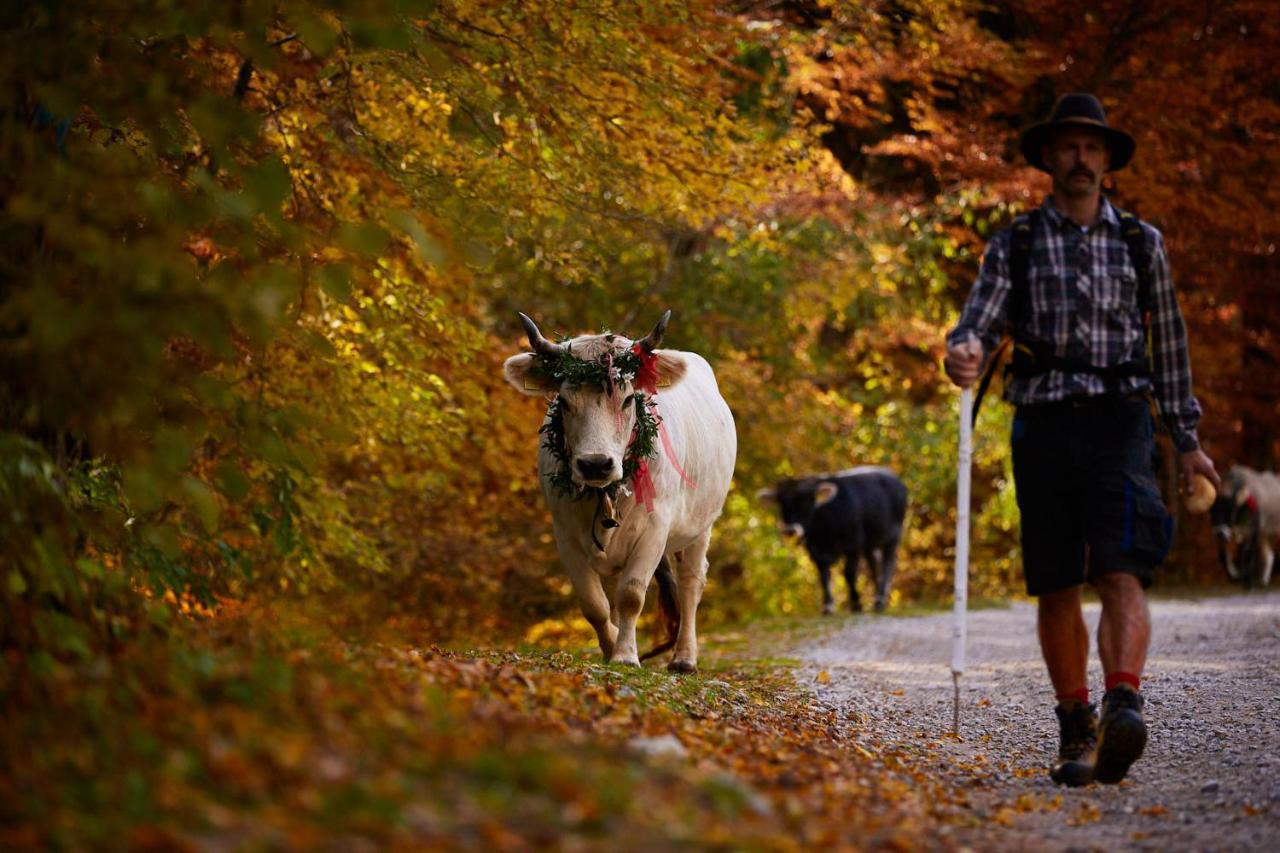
[1178,448,1221,495]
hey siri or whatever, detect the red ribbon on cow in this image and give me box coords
[652,399,697,490]
[1246,494,1259,513]
[633,459,657,512]
[632,343,660,394]
[633,344,696,490]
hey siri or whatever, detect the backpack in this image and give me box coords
[970,206,1155,422]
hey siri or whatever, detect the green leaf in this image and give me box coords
[319,264,354,301]
[301,329,337,357]
[388,210,447,266]
[182,476,220,533]
[248,265,302,334]
[123,465,164,514]
[216,461,251,502]
[75,559,104,580]
[348,21,413,50]
[246,157,292,213]
[293,10,341,56]
[8,570,27,595]
[154,426,197,476]
[337,222,392,257]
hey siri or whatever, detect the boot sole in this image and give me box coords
[1095,710,1146,784]
[1050,759,1094,787]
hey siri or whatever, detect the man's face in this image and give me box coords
[1042,127,1110,198]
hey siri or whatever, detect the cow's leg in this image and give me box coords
[875,530,902,612]
[669,527,712,673]
[610,535,668,666]
[842,553,862,613]
[816,560,835,615]
[1261,540,1275,587]
[1242,534,1260,589]
[565,560,617,660]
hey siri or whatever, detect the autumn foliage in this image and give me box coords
[2,0,1278,844]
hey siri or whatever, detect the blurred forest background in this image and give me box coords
[2,0,1278,844]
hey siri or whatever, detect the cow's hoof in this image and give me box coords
[667,660,697,674]
[821,603,835,616]
[873,601,887,613]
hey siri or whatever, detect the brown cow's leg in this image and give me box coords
[669,527,712,673]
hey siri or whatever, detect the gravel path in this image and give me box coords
[796,590,1280,851]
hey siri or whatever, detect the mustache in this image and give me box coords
[1069,166,1095,179]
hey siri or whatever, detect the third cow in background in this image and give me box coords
[759,467,908,614]
[1211,465,1280,588]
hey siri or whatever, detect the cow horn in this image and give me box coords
[517,312,567,356]
[635,309,672,353]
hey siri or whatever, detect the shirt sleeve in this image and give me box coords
[1146,226,1202,452]
[947,229,1011,353]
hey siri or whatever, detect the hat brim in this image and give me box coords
[1019,119,1135,173]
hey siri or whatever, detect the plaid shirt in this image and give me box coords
[948,196,1202,452]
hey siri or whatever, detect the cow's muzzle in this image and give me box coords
[575,454,619,487]
[780,523,804,539]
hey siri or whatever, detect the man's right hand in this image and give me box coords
[944,338,984,388]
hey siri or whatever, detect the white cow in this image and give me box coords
[503,310,736,671]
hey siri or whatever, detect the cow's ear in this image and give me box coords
[504,353,558,395]
[814,481,839,507]
[756,487,777,504]
[653,350,688,389]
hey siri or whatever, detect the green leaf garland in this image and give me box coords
[537,349,662,501]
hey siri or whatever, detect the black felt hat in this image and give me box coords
[1019,93,1135,173]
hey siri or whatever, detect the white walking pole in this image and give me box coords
[951,386,972,736]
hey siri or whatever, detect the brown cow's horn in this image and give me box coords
[635,309,672,353]
[518,312,567,356]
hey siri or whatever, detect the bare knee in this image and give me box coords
[1095,572,1144,604]
[1038,585,1082,616]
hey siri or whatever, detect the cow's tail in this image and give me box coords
[640,556,680,661]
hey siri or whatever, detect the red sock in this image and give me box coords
[1056,687,1089,704]
[1105,671,1141,692]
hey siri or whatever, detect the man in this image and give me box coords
[944,93,1220,787]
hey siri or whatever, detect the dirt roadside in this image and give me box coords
[795,589,1280,851]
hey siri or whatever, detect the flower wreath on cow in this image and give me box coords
[534,333,693,516]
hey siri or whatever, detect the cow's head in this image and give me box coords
[757,477,839,540]
[503,311,688,489]
[1210,468,1257,582]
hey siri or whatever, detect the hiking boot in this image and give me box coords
[1095,684,1147,784]
[1050,699,1098,787]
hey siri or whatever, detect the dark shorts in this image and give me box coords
[1011,395,1173,597]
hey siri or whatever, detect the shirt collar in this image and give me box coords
[1040,195,1120,232]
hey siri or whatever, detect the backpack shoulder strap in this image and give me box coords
[1007,209,1040,330]
[1114,207,1153,316]
[971,209,1038,425]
